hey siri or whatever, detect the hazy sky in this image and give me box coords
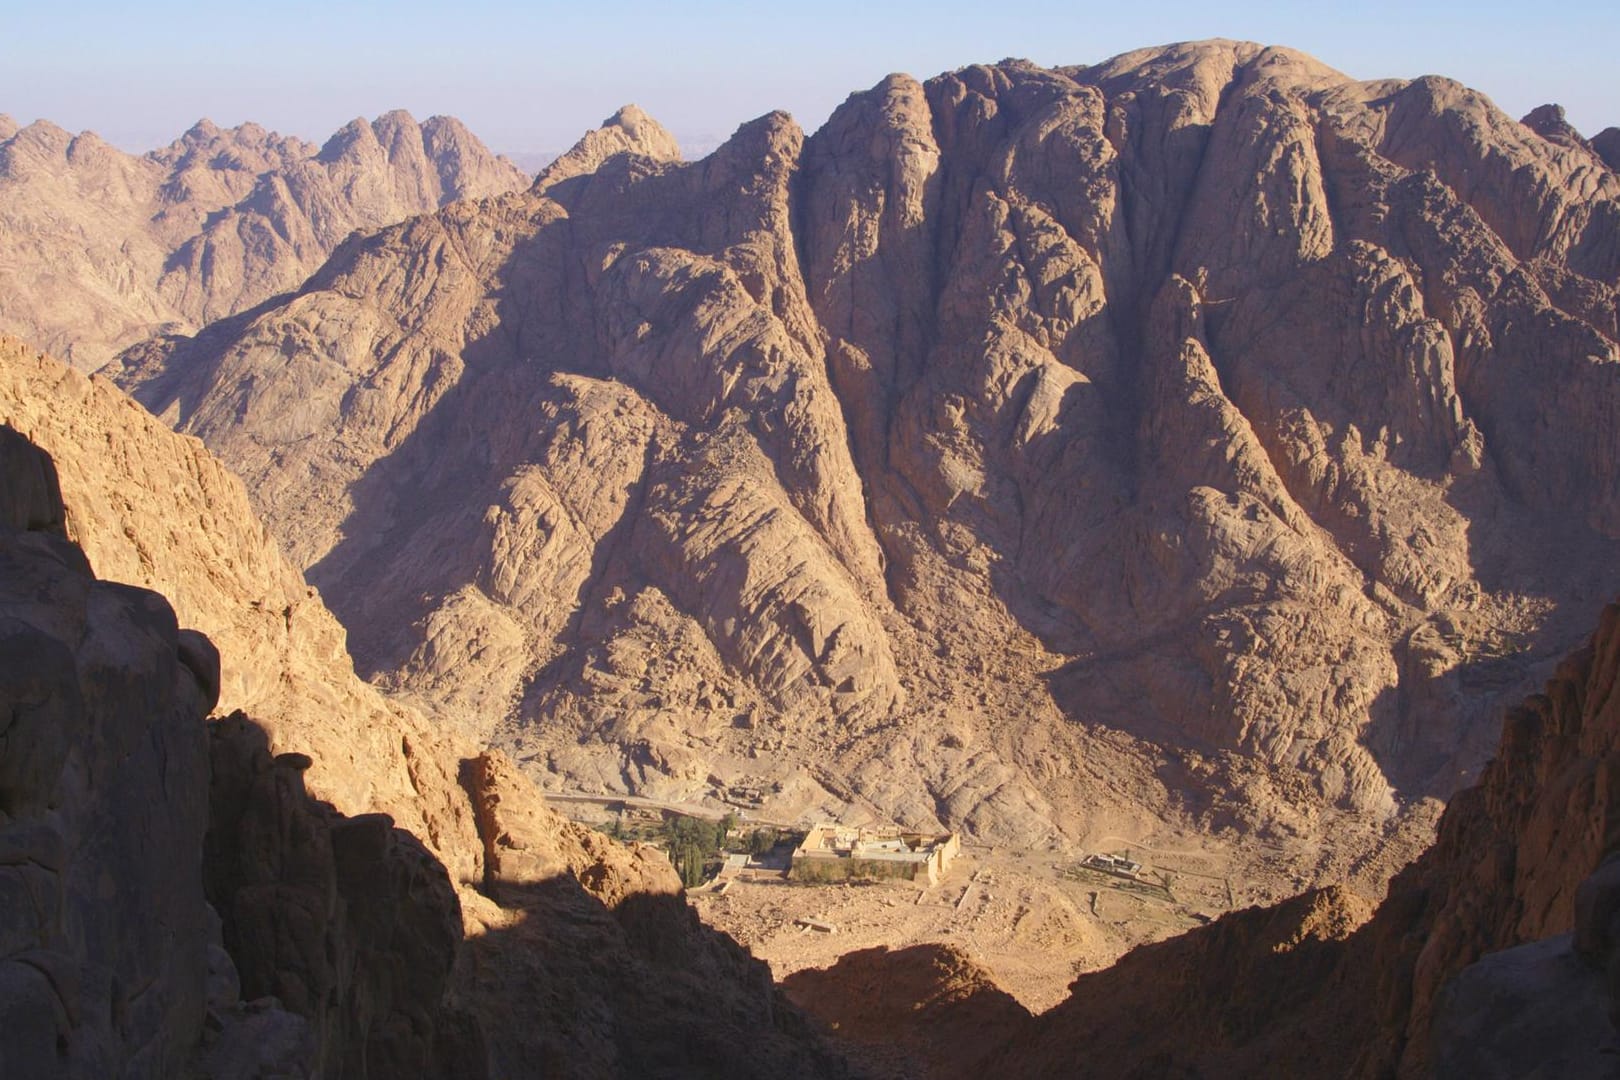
[5,1,1616,158]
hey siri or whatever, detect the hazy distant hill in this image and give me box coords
[0,110,529,369]
[115,40,1620,892]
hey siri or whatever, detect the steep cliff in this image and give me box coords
[0,336,486,886]
[0,112,528,369]
[0,345,843,1076]
[111,42,1620,885]
[0,425,216,1075]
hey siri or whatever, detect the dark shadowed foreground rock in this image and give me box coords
[0,426,476,1078]
[1430,933,1619,1078]
[0,424,214,1076]
[782,943,1033,1080]
[203,712,485,1079]
[0,406,846,1077]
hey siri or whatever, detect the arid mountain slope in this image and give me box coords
[0,343,844,1076]
[116,41,1620,877]
[0,111,527,369]
[984,596,1620,1077]
[786,597,1620,1077]
[0,336,484,879]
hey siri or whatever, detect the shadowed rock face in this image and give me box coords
[0,112,528,370]
[113,40,1620,878]
[1,360,848,1078]
[0,424,478,1079]
[202,713,484,1079]
[0,425,214,1077]
[782,943,1034,1080]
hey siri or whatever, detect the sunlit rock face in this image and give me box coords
[114,41,1620,881]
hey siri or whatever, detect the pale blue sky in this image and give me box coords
[4,1,1615,157]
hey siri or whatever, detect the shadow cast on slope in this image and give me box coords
[207,713,847,1079]
[203,712,486,1079]
[465,877,845,1080]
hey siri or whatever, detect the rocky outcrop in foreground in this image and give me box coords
[116,41,1620,887]
[0,424,478,1077]
[0,335,486,888]
[782,943,1033,1080]
[0,110,528,369]
[0,352,845,1076]
[0,425,216,1074]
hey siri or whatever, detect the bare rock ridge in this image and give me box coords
[110,41,1620,885]
[0,336,486,884]
[0,110,529,369]
[0,345,845,1076]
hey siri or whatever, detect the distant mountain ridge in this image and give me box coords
[0,109,529,369]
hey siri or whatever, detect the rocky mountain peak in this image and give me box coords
[316,114,383,162]
[606,102,677,146]
[0,109,528,368]
[718,108,804,163]
[534,102,682,190]
[180,116,224,145]
[1522,101,1584,145]
[45,37,1620,891]
[2,118,74,162]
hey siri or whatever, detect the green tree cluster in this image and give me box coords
[660,814,730,888]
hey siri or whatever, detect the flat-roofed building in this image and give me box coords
[789,824,960,886]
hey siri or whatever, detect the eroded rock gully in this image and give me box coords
[109,41,1620,891]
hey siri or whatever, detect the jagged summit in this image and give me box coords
[534,102,682,190]
[0,109,529,369]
